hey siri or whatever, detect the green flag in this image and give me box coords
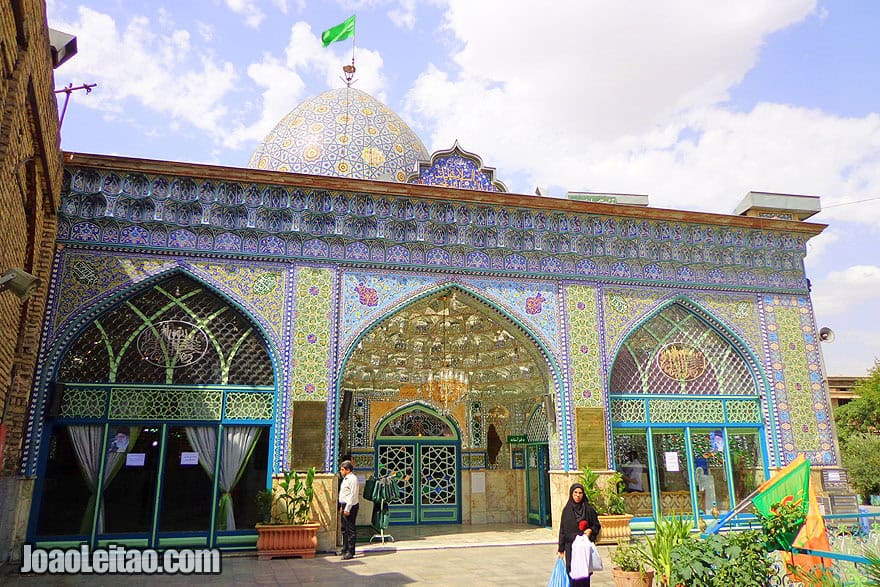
[752,455,810,550]
[321,15,355,47]
[751,455,810,518]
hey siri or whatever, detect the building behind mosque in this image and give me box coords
[2,3,838,559]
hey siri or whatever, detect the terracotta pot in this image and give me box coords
[612,567,654,587]
[256,522,320,560]
[597,514,633,544]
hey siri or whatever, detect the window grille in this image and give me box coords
[58,275,273,385]
[609,304,754,395]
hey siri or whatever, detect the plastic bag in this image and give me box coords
[570,534,591,580]
[548,557,568,587]
[589,539,603,572]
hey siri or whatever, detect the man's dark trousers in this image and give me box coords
[341,503,359,557]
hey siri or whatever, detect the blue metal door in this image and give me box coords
[525,443,550,525]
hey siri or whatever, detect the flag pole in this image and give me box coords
[343,15,357,87]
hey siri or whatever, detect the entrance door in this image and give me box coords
[374,406,461,525]
[525,443,550,525]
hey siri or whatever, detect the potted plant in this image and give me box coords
[634,514,693,587]
[255,467,320,560]
[580,469,633,543]
[611,540,654,587]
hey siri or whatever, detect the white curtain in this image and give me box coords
[69,425,132,533]
[184,426,261,531]
[185,427,218,478]
[217,426,262,531]
[69,425,103,534]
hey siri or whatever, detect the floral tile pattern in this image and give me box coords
[564,286,603,408]
[761,295,835,465]
[292,267,333,401]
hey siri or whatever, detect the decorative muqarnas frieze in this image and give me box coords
[59,166,810,292]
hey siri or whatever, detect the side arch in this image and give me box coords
[24,265,285,476]
[607,294,767,395]
[606,294,777,466]
[374,401,462,442]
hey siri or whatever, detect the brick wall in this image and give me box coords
[0,0,63,562]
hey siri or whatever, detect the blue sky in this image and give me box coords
[47,0,880,376]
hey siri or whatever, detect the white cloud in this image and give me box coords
[403,0,880,230]
[50,8,236,136]
[335,0,417,29]
[388,0,416,30]
[224,22,388,149]
[196,21,215,42]
[804,229,838,271]
[225,0,265,28]
[811,265,880,316]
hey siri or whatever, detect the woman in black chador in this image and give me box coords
[557,482,601,586]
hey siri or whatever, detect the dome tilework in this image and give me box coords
[248,88,429,182]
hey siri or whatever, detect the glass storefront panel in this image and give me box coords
[35,426,94,536]
[690,429,731,514]
[651,430,692,517]
[729,430,762,504]
[159,426,215,532]
[102,426,162,534]
[224,427,269,530]
[613,431,653,517]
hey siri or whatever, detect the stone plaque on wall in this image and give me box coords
[291,401,326,471]
[575,407,607,470]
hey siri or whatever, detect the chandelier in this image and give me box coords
[418,294,470,414]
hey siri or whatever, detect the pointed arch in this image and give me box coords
[607,295,765,396]
[25,265,283,477]
[332,281,571,470]
[526,403,549,443]
[374,401,462,442]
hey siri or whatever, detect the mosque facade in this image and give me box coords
[22,86,836,552]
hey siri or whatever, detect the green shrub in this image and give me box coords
[671,530,777,587]
[636,514,693,586]
[578,469,628,515]
[757,499,806,552]
[840,433,880,499]
[611,540,645,573]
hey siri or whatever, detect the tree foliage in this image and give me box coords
[840,433,880,498]
[835,361,880,440]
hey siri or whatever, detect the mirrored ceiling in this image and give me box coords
[341,289,549,401]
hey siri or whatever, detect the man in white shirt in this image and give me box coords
[338,460,360,560]
[621,451,646,492]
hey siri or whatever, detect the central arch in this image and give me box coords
[335,283,563,526]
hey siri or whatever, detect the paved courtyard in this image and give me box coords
[5,544,616,586]
[4,524,618,586]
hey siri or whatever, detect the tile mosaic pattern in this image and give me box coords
[340,271,438,345]
[192,262,286,341]
[692,292,763,358]
[462,278,560,353]
[601,287,665,357]
[292,267,333,401]
[59,166,813,293]
[762,295,835,465]
[564,285,603,408]
[53,255,172,335]
[248,87,429,182]
[407,142,507,192]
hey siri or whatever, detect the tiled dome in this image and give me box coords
[248,87,429,182]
